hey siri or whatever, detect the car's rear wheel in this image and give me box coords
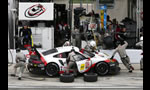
[95,62,109,76]
[27,64,34,73]
[45,63,59,77]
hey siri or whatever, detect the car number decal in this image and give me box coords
[80,64,85,70]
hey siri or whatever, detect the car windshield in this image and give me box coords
[82,50,95,58]
[42,48,58,56]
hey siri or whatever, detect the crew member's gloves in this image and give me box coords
[110,56,114,59]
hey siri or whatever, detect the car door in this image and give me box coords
[53,52,69,68]
[73,53,92,73]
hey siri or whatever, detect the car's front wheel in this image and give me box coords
[95,62,109,76]
[45,63,59,77]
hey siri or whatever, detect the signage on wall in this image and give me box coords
[24,4,46,18]
[100,5,107,30]
[19,3,54,20]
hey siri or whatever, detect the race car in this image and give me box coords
[80,49,121,75]
[27,46,120,77]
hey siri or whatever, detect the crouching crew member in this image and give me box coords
[11,48,27,80]
[66,48,77,76]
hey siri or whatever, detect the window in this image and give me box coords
[53,52,69,58]
[73,52,87,61]
[42,49,58,56]
[82,50,95,58]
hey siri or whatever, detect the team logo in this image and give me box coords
[24,4,46,18]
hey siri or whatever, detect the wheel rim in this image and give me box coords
[96,62,109,75]
[46,63,59,76]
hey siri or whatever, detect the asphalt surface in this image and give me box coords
[8,64,143,90]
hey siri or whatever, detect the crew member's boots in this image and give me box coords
[129,65,134,73]
[10,74,16,77]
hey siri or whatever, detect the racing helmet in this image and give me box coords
[89,40,96,47]
[140,36,143,41]
[63,41,70,46]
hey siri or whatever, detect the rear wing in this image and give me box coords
[25,45,41,58]
[25,46,47,66]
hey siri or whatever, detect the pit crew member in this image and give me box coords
[110,41,134,73]
[10,48,27,80]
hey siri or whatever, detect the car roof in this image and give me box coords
[56,46,79,53]
[42,46,79,56]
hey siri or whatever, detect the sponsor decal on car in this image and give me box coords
[80,64,85,70]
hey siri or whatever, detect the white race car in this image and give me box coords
[27,46,120,76]
[80,49,120,75]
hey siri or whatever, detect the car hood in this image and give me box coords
[91,52,110,61]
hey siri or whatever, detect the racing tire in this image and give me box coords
[95,62,109,76]
[27,64,38,74]
[45,63,59,77]
[84,73,98,82]
[27,67,35,74]
[60,73,74,83]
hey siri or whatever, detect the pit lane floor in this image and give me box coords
[8,64,143,90]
